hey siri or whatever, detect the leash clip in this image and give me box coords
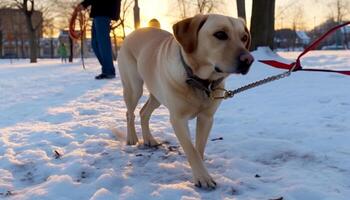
[289,62,299,73]
[210,88,234,100]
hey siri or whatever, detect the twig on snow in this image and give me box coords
[211,137,223,141]
[269,197,283,200]
[54,150,62,159]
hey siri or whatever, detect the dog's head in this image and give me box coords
[173,14,254,80]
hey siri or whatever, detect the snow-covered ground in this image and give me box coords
[0,49,349,200]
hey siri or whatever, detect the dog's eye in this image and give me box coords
[241,35,248,42]
[213,31,228,40]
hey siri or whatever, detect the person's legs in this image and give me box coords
[91,19,104,67]
[93,17,115,76]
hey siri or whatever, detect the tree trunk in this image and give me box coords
[15,36,19,59]
[121,22,126,39]
[21,37,25,58]
[236,0,246,21]
[250,0,275,50]
[112,31,118,60]
[133,0,140,29]
[24,12,38,62]
[69,37,73,62]
[0,31,3,58]
[50,38,54,58]
[28,31,37,63]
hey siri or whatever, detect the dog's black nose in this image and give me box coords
[237,53,254,75]
[240,53,254,66]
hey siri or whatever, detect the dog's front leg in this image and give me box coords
[196,114,213,160]
[170,114,216,189]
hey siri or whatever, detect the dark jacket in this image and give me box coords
[80,0,121,20]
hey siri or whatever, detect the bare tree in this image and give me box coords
[196,0,215,14]
[177,0,188,19]
[111,0,133,39]
[174,0,222,19]
[0,31,2,58]
[53,0,80,30]
[111,0,133,59]
[250,0,276,50]
[275,1,301,30]
[290,6,306,50]
[236,0,246,21]
[328,0,349,47]
[11,0,44,63]
[332,0,349,23]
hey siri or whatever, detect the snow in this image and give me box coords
[0,49,349,200]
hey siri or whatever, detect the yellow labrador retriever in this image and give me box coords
[118,14,253,189]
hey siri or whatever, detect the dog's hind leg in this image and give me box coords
[124,80,143,145]
[118,52,143,145]
[140,94,160,147]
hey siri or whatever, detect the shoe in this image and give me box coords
[95,74,115,80]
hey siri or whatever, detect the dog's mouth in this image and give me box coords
[214,66,250,75]
[237,66,250,75]
[214,66,223,73]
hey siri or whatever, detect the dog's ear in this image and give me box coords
[173,14,208,53]
[238,18,251,50]
[244,26,251,50]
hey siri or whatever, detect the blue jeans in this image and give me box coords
[91,17,115,75]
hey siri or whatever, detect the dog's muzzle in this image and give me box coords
[215,53,254,75]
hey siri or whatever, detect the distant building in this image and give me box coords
[274,29,310,50]
[58,30,70,44]
[341,25,350,48]
[341,25,350,34]
[40,38,59,58]
[296,31,310,45]
[0,8,43,58]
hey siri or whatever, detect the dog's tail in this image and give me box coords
[110,127,126,142]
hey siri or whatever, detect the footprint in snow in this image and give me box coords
[41,112,73,124]
[340,102,350,106]
[78,109,99,116]
[318,98,331,104]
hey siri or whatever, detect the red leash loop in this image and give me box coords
[260,22,350,76]
[68,6,88,69]
[69,6,86,41]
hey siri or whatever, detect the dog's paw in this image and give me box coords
[126,136,139,145]
[193,172,217,190]
[143,138,160,147]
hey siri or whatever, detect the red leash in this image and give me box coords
[211,22,350,100]
[259,22,350,76]
[69,6,88,69]
[69,6,87,41]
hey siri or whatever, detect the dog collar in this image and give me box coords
[179,49,224,97]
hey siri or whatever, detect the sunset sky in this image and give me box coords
[134,0,346,32]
